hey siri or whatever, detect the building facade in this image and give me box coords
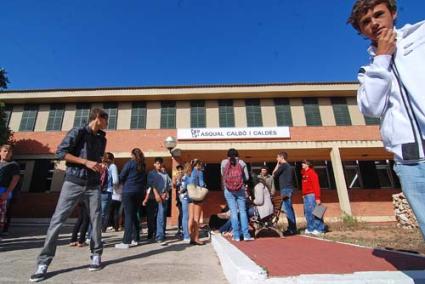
[0,83,399,224]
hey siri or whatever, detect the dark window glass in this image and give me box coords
[245,99,263,127]
[19,105,38,131]
[2,104,13,127]
[219,100,235,128]
[274,98,293,126]
[160,101,176,129]
[364,115,380,125]
[103,102,118,130]
[190,100,206,128]
[73,103,91,127]
[303,98,322,126]
[46,104,65,131]
[131,101,147,129]
[331,97,352,126]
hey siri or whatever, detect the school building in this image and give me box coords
[0,82,400,224]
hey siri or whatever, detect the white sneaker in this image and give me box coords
[183,239,191,244]
[115,243,130,249]
[29,264,48,282]
[89,255,102,271]
[304,229,313,235]
[311,230,324,236]
[130,240,139,247]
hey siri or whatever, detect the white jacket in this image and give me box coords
[357,20,425,163]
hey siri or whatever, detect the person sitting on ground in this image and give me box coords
[248,176,274,220]
[257,166,276,196]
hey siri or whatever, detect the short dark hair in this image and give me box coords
[227,148,239,158]
[176,165,183,170]
[89,107,108,122]
[348,0,397,32]
[277,151,288,160]
[154,157,164,164]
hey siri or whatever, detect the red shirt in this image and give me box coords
[301,167,320,201]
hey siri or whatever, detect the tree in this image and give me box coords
[0,68,13,145]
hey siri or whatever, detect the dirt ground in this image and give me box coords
[324,222,425,255]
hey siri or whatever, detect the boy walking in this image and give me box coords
[30,108,108,282]
[349,0,425,238]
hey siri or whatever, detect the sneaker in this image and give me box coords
[29,264,48,282]
[311,230,324,236]
[130,240,139,247]
[183,239,191,244]
[85,238,91,245]
[232,238,240,242]
[304,229,313,235]
[89,255,102,271]
[243,236,254,241]
[283,230,297,236]
[157,240,167,246]
[115,243,130,249]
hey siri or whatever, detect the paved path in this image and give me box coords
[231,235,425,277]
[0,223,227,284]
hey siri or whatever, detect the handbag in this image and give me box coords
[312,204,327,219]
[187,183,208,202]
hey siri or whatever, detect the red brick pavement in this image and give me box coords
[231,236,425,277]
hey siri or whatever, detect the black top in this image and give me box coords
[273,162,293,189]
[0,161,20,188]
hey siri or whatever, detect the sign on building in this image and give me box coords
[177,127,290,140]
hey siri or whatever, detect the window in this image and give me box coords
[190,100,206,128]
[29,160,56,192]
[2,104,12,127]
[303,98,322,126]
[19,105,38,131]
[331,97,351,126]
[343,161,363,189]
[103,102,118,130]
[245,99,263,127]
[73,103,91,127]
[219,100,235,128]
[364,115,380,125]
[131,102,147,129]
[160,101,176,129]
[46,104,65,131]
[275,98,293,126]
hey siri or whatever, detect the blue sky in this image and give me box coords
[1,0,424,90]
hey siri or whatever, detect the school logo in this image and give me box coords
[191,129,201,138]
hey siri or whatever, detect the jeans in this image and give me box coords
[179,194,190,240]
[224,188,250,240]
[37,181,102,266]
[100,192,112,231]
[156,199,168,241]
[146,199,158,239]
[122,192,141,244]
[219,219,232,233]
[394,162,425,239]
[303,193,325,232]
[280,188,297,233]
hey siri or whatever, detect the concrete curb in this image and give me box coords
[211,234,425,284]
[211,234,267,284]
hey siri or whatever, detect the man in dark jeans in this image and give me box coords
[30,108,108,282]
[273,151,297,236]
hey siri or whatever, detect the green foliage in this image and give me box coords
[0,102,13,145]
[341,213,359,228]
[0,68,9,90]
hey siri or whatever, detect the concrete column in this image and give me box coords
[206,100,219,128]
[176,101,190,128]
[319,98,336,126]
[261,99,277,127]
[9,105,24,132]
[50,160,66,192]
[20,160,35,192]
[117,102,131,130]
[146,101,161,129]
[330,146,352,215]
[34,104,49,132]
[289,98,306,126]
[347,97,366,125]
[234,100,247,127]
[169,158,180,226]
[62,104,76,131]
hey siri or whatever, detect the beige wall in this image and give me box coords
[117,102,132,130]
[290,98,306,126]
[206,100,219,128]
[62,104,76,131]
[20,160,35,192]
[176,101,190,128]
[261,99,277,127]
[146,101,161,129]
[34,104,49,132]
[347,97,366,125]
[234,100,247,127]
[9,105,24,132]
[319,98,336,126]
[50,161,66,192]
